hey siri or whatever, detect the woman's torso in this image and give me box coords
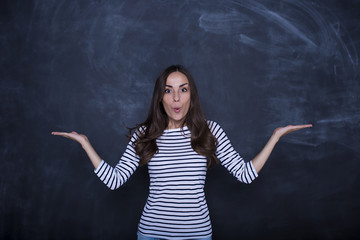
[138,126,212,240]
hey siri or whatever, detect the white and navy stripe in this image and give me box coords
[94,121,258,239]
[208,121,258,184]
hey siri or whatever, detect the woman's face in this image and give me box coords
[162,71,191,129]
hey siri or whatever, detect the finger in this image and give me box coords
[51,132,67,136]
[294,124,312,127]
[51,132,72,138]
[293,124,313,130]
[297,124,312,127]
[286,124,312,130]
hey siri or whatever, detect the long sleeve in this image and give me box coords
[208,121,258,184]
[94,130,141,190]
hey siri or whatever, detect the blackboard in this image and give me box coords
[1,0,359,239]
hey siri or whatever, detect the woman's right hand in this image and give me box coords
[51,131,102,168]
[51,131,89,147]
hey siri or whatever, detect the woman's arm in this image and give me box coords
[251,124,312,173]
[51,131,102,169]
[208,121,258,184]
[52,130,140,190]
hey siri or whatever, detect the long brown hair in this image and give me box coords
[130,65,218,168]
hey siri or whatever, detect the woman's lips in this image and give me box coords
[173,107,181,113]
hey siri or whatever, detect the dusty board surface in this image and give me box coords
[1,0,359,239]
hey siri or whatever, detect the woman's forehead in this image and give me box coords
[166,72,189,86]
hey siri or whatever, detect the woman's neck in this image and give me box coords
[167,120,186,129]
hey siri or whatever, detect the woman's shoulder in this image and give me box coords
[128,125,146,142]
[206,120,224,134]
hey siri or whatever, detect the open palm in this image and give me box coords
[273,124,312,140]
[51,131,89,145]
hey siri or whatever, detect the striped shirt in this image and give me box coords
[94,121,258,239]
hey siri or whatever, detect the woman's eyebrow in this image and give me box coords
[165,83,189,88]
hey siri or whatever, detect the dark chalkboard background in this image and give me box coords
[1,0,359,239]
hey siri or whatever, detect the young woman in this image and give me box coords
[52,65,312,240]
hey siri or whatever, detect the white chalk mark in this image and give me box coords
[229,1,317,47]
[238,34,288,54]
[282,138,317,147]
[266,10,317,48]
[198,12,253,35]
[283,0,358,69]
[317,115,360,124]
[238,34,266,49]
[330,23,358,67]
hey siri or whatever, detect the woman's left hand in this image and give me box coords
[252,124,312,173]
[273,124,313,140]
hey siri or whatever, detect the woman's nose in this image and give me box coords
[173,92,180,102]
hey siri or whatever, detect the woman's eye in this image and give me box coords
[181,88,188,92]
[165,89,171,93]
